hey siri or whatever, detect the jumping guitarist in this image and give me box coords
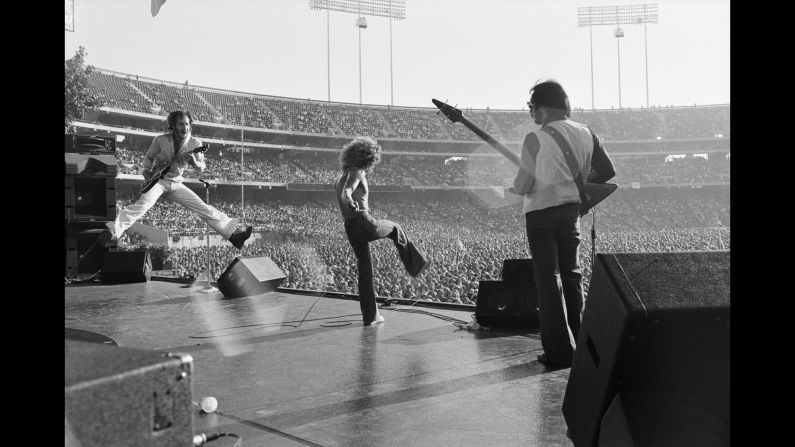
[513,80,615,367]
[101,110,252,249]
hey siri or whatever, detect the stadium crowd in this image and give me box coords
[115,143,729,187]
[89,70,730,141]
[118,187,729,304]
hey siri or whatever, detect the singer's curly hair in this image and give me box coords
[166,110,193,130]
[339,137,382,171]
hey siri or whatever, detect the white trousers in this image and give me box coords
[107,180,239,240]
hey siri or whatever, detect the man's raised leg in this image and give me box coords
[102,181,167,245]
[168,183,251,248]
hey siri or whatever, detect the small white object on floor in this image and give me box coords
[199,396,218,413]
[454,316,489,331]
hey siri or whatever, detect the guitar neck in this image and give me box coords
[159,148,200,172]
[455,116,522,168]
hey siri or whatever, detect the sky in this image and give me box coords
[64,0,729,110]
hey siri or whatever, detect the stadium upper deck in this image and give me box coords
[88,68,730,143]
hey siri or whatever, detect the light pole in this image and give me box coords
[389,0,394,105]
[240,113,245,224]
[577,2,658,109]
[356,15,367,104]
[615,26,624,108]
[309,0,406,104]
[327,9,331,102]
[200,179,216,289]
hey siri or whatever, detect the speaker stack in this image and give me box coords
[562,251,730,447]
[65,340,193,447]
[65,133,118,276]
[475,258,538,327]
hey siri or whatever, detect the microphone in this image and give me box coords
[193,433,221,446]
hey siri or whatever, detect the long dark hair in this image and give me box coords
[529,79,571,117]
[166,110,193,130]
[338,137,382,172]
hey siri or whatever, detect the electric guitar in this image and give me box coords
[432,98,617,215]
[141,145,209,193]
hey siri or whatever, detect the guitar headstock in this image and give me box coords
[432,98,463,124]
[193,144,209,153]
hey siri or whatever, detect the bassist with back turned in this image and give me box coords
[511,80,616,367]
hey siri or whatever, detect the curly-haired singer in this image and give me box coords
[334,137,431,325]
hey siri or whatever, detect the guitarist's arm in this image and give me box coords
[587,131,616,183]
[186,140,207,172]
[509,133,540,195]
[142,135,163,179]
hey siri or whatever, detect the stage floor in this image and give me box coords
[65,280,574,447]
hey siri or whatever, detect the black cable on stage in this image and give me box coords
[380,305,469,325]
[65,234,106,282]
[187,310,364,339]
[65,270,102,284]
[319,320,358,327]
[294,294,323,329]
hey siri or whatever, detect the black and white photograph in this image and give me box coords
[64,1,730,445]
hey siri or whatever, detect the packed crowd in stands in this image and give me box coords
[155,225,728,304]
[600,109,662,140]
[114,142,729,187]
[379,108,444,139]
[118,186,729,304]
[325,104,388,138]
[88,70,730,141]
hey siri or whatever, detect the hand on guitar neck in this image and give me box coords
[142,166,155,183]
[140,145,209,194]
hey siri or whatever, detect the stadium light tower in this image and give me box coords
[65,0,74,31]
[309,0,406,105]
[577,2,658,109]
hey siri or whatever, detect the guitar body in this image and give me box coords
[140,171,166,194]
[432,99,616,215]
[581,182,618,216]
[139,145,209,194]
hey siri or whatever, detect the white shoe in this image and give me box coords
[364,314,385,326]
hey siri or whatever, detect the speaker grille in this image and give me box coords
[604,252,730,313]
[487,288,515,313]
[475,280,538,328]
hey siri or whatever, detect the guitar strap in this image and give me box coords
[539,125,589,206]
[170,134,188,173]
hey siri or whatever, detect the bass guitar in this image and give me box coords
[432,99,616,215]
[141,145,209,193]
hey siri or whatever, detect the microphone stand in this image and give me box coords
[200,179,217,291]
[591,208,597,275]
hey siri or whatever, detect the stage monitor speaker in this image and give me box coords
[562,251,730,447]
[502,258,535,283]
[65,340,193,447]
[596,391,729,447]
[101,251,152,283]
[217,255,286,298]
[475,280,538,328]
